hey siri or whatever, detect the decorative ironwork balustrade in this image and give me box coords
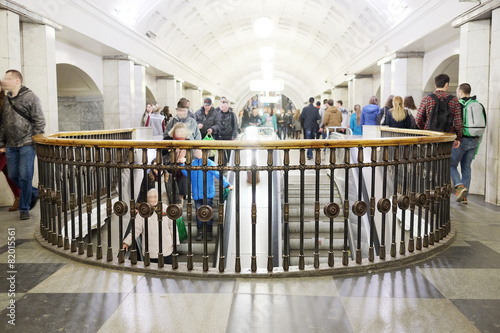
[33,127,456,276]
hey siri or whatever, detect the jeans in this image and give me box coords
[6,145,38,213]
[195,198,214,229]
[450,137,479,194]
[305,129,315,158]
[278,126,287,140]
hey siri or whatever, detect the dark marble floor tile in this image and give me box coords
[0,263,65,293]
[2,293,126,332]
[420,241,500,269]
[451,299,500,333]
[0,239,35,255]
[133,275,235,294]
[226,294,352,333]
[335,267,443,298]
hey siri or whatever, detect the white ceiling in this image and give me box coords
[85,0,426,102]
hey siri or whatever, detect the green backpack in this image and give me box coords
[460,98,486,137]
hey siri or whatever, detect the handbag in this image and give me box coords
[176,216,187,242]
[202,133,217,157]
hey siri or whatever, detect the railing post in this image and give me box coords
[342,147,350,266]
[282,149,290,271]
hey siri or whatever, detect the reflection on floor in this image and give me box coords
[1,194,499,332]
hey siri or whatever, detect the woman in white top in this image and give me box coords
[123,189,179,264]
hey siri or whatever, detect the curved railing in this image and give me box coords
[33,127,456,276]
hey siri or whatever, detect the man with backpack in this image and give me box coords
[450,83,487,204]
[416,73,463,147]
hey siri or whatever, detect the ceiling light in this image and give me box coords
[260,46,275,61]
[261,61,273,73]
[263,72,273,80]
[253,17,274,38]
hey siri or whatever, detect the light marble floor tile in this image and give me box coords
[341,297,480,333]
[97,293,233,333]
[28,264,143,294]
[418,267,500,299]
[234,276,338,296]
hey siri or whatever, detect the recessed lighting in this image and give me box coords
[253,17,274,38]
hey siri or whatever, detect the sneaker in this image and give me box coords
[207,231,213,242]
[20,212,30,220]
[30,194,40,210]
[195,230,203,241]
[455,185,468,202]
[461,197,468,205]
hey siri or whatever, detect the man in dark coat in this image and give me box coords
[299,97,321,160]
[195,97,219,139]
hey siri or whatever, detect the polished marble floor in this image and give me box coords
[1,194,499,332]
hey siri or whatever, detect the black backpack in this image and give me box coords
[428,93,454,133]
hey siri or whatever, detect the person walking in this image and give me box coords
[299,97,321,159]
[0,70,45,220]
[0,82,21,211]
[360,96,380,133]
[451,83,486,204]
[195,97,219,139]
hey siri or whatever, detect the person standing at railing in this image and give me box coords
[164,98,201,141]
[415,73,462,148]
[322,99,343,136]
[123,189,179,264]
[360,96,380,133]
[0,82,21,211]
[404,96,418,128]
[451,83,487,204]
[181,149,233,241]
[145,103,165,139]
[300,97,321,160]
[0,70,45,220]
[336,100,350,129]
[377,95,394,125]
[384,96,414,129]
[349,104,363,135]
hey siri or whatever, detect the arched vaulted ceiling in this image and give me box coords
[88,0,422,104]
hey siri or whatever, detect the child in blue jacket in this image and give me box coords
[181,150,233,241]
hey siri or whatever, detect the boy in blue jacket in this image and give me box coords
[182,150,233,241]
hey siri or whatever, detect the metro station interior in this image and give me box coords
[1,0,500,332]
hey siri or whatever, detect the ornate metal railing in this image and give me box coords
[33,127,456,276]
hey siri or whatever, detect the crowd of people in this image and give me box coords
[0,69,485,264]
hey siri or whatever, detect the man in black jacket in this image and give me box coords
[299,97,321,160]
[195,97,219,139]
[216,97,238,165]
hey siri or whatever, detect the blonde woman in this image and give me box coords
[385,96,413,129]
[292,109,302,139]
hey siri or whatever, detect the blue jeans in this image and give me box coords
[305,129,315,158]
[450,137,479,194]
[6,145,38,213]
[195,198,214,229]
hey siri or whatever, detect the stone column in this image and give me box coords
[458,19,491,197]
[134,64,146,127]
[21,22,58,134]
[390,52,424,102]
[333,87,348,109]
[102,57,135,129]
[379,62,392,107]
[0,10,21,71]
[185,87,203,111]
[349,75,373,108]
[176,79,184,100]
[486,10,500,205]
[157,76,178,115]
